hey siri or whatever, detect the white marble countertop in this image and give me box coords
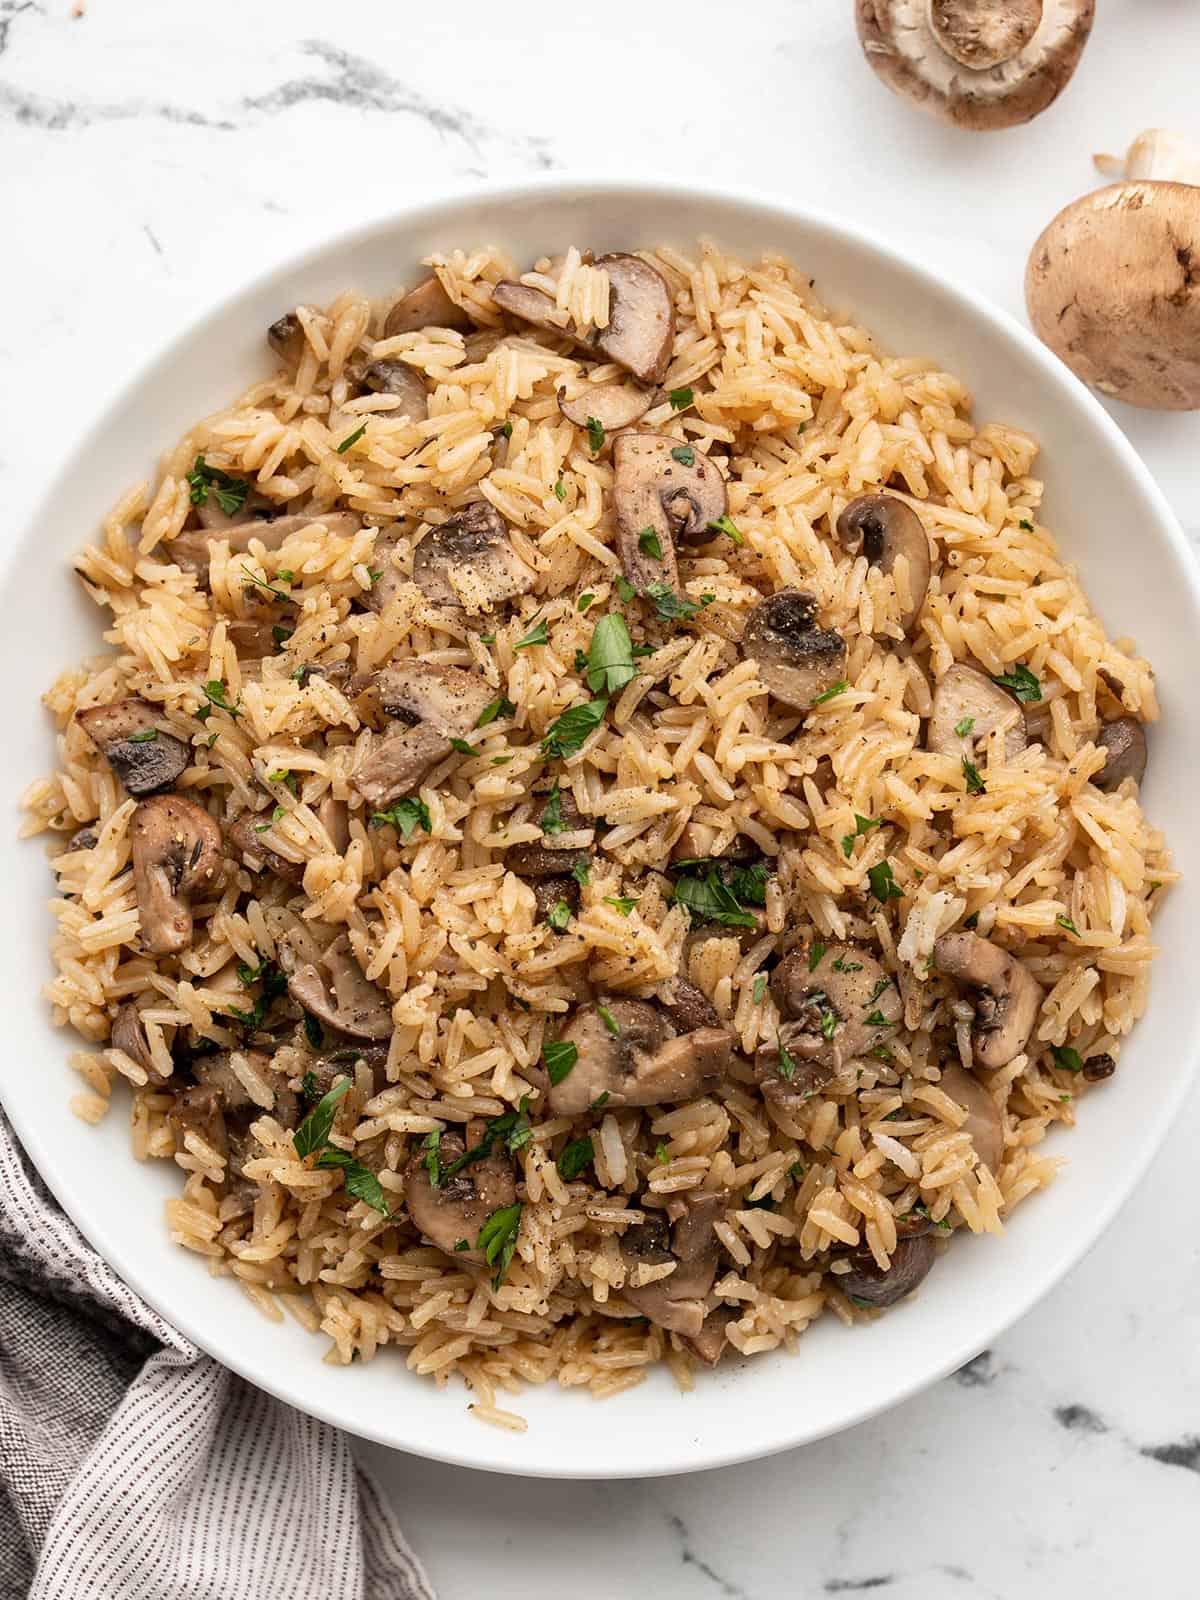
[3,1,1199,1594]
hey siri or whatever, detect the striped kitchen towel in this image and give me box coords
[0,1113,434,1600]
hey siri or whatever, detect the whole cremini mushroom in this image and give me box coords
[856,1,1095,131]
[1026,131,1200,409]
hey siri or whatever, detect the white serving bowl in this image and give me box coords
[2,177,1196,1480]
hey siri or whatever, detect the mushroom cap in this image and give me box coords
[384,276,473,338]
[741,589,848,711]
[769,942,902,1066]
[411,502,535,612]
[933,931,1044,1069]
[592,254,676,387]
[404,1132,517,1263]
[1026,181,1200,410]
[359,360,428,422]
[352,723,451,812]
[856,0,1095,131]
[278,930,393,1040]
[267,311,305,366]
[111,1001,167,1082]
[546,999,731,1117]
[926,663,1027,760]
[377,660,495,736]
[839,1230,937,1307]
[836,493,932,636]
[227,810,306,884]
[1094,718,1147,791]
[491,279,572,336]
[77,698,191,796]
[130,794,223,956]
[557,382,653,433]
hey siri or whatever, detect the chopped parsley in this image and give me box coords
[962,756,987,794]
[615,576,637,604]
[336,423,367,453]
[670,445,695,467]
[1051,1044,1083,1073]
[370,796,431,839]
[480,632,496,644]
[832,956,863,973]
[541,699,608,759]
[585,416,605,454]
[185,454,248,516]
[954,715,976,738]
[556,1136,594,1181]
[543,1039,579,1085]
[671,867,758,929]
[864,1010,893,1028]
[577,592,596,613]
[656,1141,670,1164]
[303,1013,324,1050]
[668,387,694,412]
[500,421,513,439]
[421,1131,442,1187]
[707,514,743,547]
[272,624,293,648]
[725,863,768,906]
[267,768,298,794]
[547,898,572,931]
[1057,914,1079,935]
[597,1005,620,1036]
[199,679,241,721]
[253,804,286,832]
[477,1202,523,1288]
[644,581,701,624]
[440,1102,533,1183]
[514,618,549,651]
[809,942,827,972]
[299,1070,320,1104]
[586,613,638,696]
[475,694,516,728]
[637,526,664,561]
[1019,519,1034,531]
[752,975,768,1004]
[812,679,849,706]
[225,960,287,1031]
[449,737,478,756]
[776,1037,797,1081]
[293,1079,351,1161]
[540,783,565,835]
[571,858,591,887]
[867,860,904,904]
[313,1146,390,1215]
[128,728,158,744]
[841,814,881,857]
[589,1091,610,1110]
[553,478,566,502]
[603,895,639,916]
[991,664,1042,703]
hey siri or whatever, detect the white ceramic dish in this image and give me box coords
[3,176,1197,1480]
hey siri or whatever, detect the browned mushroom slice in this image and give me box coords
[403,1131,517,1263]
[377,661,495,735]
[558,383,653,433]
[384,276,473,337]
[362,525,408,613]
[227,811,306,884]
[195,1050,290,1116]
[267,311,305,366]
[667,1188,728,1297]
[111,1001,169,1082]
[838,1228,936,1308]
[933,931,1043,1069]
[300,1047,390,1104]
[169,510,362,586]
[546,999,731,1117]
[130,794,223,956]
[490,279,572,336]
[226,620,284,663]
[593,254,676,387]
[926,664,1028,760]
[533,876,580,924]
[352,723,451,811]
[506,788,591,878]
[754,1024,837,1110]
[278,931,392,1041]
[611,432,727,592]
[66,824,99,852]
[769,942,901,1067]
[742,590,848,712]
[359,360,429,421]
[1095,718,1147,791]
[619,1189,726,1336]
[836,494,932,636]
[411,502,535,612]
[167,1085,227,1160]
[683,1305,738,1367]
[937,1063,1004,1173]
[77,698,191,796]
[660,978,721,1032]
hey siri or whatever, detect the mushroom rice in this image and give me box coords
[24,241,1170,1428]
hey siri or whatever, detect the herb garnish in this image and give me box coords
[670,445,695,467]
[604,895,639,916]
[776,1037,797,1081]
[812,679,849,706]
[614,576,637,604]
[753,975,767,1004]
[577,592,596,613]
[547,898,572,931]
[589,1091,610,1110]
[540,783,565,836]
[128,728,158,744]
[707,514,743,546]
[585,417,605,454]
[571,858,591,887]
[370,796,431,839]
[225,959,288,1031]
[668,387,694,412]
[440,1102,533,1183]
[543,1039,579,1085]
[585,612,638,696]
[241,564,293,603]
[1057,914,1079,935]
[1019,519,1034,531]
[644,581,701,624]
[841,814,881,857]
[541,699,608,759]
[199,679,241,721]
[962,756,987,794]
[867,860,904,904]
[597,1005,620,1036]
[303,1013,324,1050]
[553,478,566,502]
[475,694,516,728]
[421,1130,441,1187]
[954,716,976,738]
[671,867,758,929]
[557,1137,594,1180]
[809,942,827,972]
[638,526,663,561]
[449,737,478,755]
[1051,1044,1083,1073]
[991,664,1042,703]
[515,618,549,651]
[336,423,367,454]
[293,1079,350,1161]
[477,1202,523,1288]
[185,455,248,516]
[253,805,286,832]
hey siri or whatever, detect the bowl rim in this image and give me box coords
[6,170,1198,1478]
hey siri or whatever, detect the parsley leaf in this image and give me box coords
[867,860,904,904]
[1051,1044,1083,1073]
[557,1136,594,1181]
[776,1037,797,1081]
[1019,518,1034,531]
[421,1130,441,1188]
[840,814,881,857]
[604,895,639,916]
[597,1005,620,1036]
[293,1079,351,1161]
[1057,914,1079,935]
[668,387,694,412]
[752,975,767,1004]
[200,680,240,720]
[577,592,596,613]
[440,1103,533,1183]
[449,737,477,756]
[224,960,288,1031]
[541,699,608,759]
[585,416,605,454]
[615,576,637,604]
[589,1091,610,1110]
[515,618,549,651]
[185,454,249,516]
[128,728,158,744]
[954,715,976,738]
[672,867,758,929]
[812,679,849,706]
[543,1040,579,1085]
[586,613,637,696]
[540,783,565,835]
[553,478,566,502]
[336,423,367,454]
[370,796,431,839]
[571,858,591,887]
[477,1202,523,1288]
[547,898,572,931]
[809,942,827,972]
[644,581,700,624]
[728,862,769,905]
[707,514,743,547]
[303,1013,324,1050]
[962,756,987,794]
[314,1147,390,1215]
[991,664,1042,703]
[475,694,516,728]
[670,445,695,467]
[637,526,663,561]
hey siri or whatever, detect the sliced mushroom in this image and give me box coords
[742,590,848,712]
[856,1,1095,131]
[362,525,409,614]
[926,663,1028,760]
[403,1131,517,1263]
[836,494,932,635]
[169,510,362,586]
[1095,718,1147,791]
[754,1024,836,1110]
[111,1001,168,1083]
[592,254,675,386]
[384,276,473,337]
[76,698,191,796]
[619,1189,726,1336]
[66,824,99,852]
[533,876,580,924]
[267,311,305,366]
[506,789,591,878]
[130,795,223,956]
[227,620,284,662]
[352,723,451,811]
[277,931,392,1041]
[195,1050,290,1117]
[411,502,535,612]
[933,932,1043,1069]
[838,1229,937,1308]
[317,795,350,854]
[770,942,902,1064]
[167,1085,227,1160]
[558,383,653,433]
[611,433,727,591]
[359,360,428,421]
[683,1305,738,1367]
[491,280,572,335]
[546,999,731,1117]
[938,1063,1005,1173]
[660,978,721,1033]
[300,1047,389,1104]
[377,661,495,735]
[227,811,306,884]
